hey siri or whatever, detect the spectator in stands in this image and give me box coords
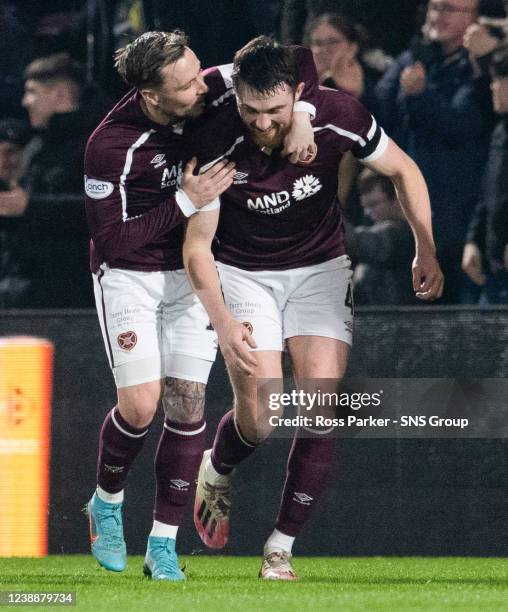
[305,12,388,111]
[463,0,507,75]
[280,0,425,58]
[306,12,390,219]
[0,119,31,306]
[0,53,97,308]
[462,46,508,303]
[374,0,495,303]
[346,170,416,305]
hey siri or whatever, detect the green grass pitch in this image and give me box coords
[0,556,506,611]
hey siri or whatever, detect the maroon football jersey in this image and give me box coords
[85,89,191,273]
[84,47,318,273]
[194,87,388,271]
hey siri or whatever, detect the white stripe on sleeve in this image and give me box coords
[120,129,155,221]
[199,136,245,173]
[312,124,367,147]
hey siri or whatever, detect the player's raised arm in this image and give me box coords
[183,206,258,375]
[282,46,319,163]
[212,39,318,164]
[363,138,444,301]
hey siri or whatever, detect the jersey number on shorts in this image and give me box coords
[345,283,353,315]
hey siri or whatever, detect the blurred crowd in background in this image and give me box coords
[0,0,507,308]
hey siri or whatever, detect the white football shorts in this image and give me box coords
[216,255,354,352]
[93,265,217,388]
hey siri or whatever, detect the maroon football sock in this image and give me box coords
[153,418,206,525]
[97,406,150,494]
[275,434,336,537]
[211,410,257,475]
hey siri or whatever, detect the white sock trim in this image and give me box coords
[96,485,124,504]
[204,456,232,484]
[233,417,256,448]
[163,421,206,436]
[111,408,149,439]
[302,424,335,436]
[150,520,179,539]
[264,528,295,555]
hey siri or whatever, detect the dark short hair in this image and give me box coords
[232,36,297,95]
[24,53,84,104]
[357,169,396,200]
[115,30,189,89]
[24,53,84,88]
[491,44,508,78]
[305,12,368,50]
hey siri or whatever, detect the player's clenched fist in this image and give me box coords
[412,252,444,301]
[182,157,235,208]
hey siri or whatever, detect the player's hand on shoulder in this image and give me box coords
[412,251,444,301]
[182,157,235,209]
[216,317,258,376]
[282,111,316,164]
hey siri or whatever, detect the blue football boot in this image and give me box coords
[143,536,186,581]
[86,492,127,572]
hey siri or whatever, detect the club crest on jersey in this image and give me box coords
[117,331,137,351]
[292,175,322,201]
[297,143,318,165]
[150,153,166,168]
[161,161,183,189]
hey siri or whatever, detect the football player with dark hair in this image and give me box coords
[184,36,443,580]
[84,31,318,581]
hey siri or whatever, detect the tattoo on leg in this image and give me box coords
[162,377,206,423]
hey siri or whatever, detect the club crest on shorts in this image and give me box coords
[117,331,137,351]
[242,321,254,335]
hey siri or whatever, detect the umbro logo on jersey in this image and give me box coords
[150,153,166,168]
[292,175,322,201]
[233,171,249,184]
[293,492,313,505]
[170,479,189,491]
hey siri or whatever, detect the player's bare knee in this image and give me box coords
[117,381,162,428]
[119,400,158,428]
[162,377,206,424]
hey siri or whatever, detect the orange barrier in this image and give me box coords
[0,337,54,557]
